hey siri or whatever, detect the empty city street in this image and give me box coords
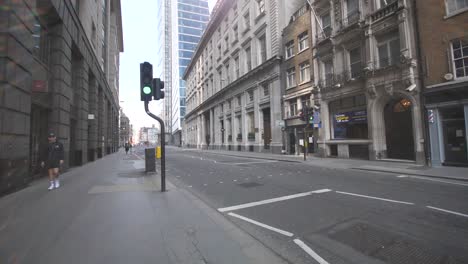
[162,147,468,264]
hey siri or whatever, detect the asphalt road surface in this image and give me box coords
[162,147,468,264]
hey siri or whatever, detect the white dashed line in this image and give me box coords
[203,184,208,186]
[397,175,408,178]
[294,239,330,264]
[335,191,414,205]
[218,189,332,212]
[188,186,192,188]
[228,213,294,237]
[233,180,238,182]
[426,206,468,218]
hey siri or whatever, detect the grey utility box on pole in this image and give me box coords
[145,148,156,172]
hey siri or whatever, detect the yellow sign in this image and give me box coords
[156,147,161,159]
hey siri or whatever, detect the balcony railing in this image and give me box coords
[316,27,332,43]
[373,56,401,70]
[338,11,360,31]
[318,70,364,91]
[371,1,398,22]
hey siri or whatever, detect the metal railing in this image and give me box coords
[338,11,360,30]
[316,27,332,43]
[373,56,401,70]
[371,1,398,22]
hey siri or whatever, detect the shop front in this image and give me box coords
[320,94,371,159]
[426,84,468,167]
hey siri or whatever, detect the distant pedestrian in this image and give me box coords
[125,143,130,154]
[40,132,64,190]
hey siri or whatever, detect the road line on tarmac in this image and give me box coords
[294,239,330,264]
[218,189,332,212]
[426,206,468,218]
[399,175,468,187]
[335,191,414,205]
[228,213,294,237]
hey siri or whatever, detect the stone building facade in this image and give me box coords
[183,0,303,154]
[0,0,123,195]
[416,0,468,166]
[311,0,425,163]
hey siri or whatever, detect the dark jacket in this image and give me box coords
[46,141,64,162]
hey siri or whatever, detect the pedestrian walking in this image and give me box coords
[125,143,130,154]
[40,132,64,190]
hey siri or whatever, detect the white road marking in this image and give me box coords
[229,160,278,165]
[397,175,408,178]
[203,184,208,186]
[233,180,238,182]
[404,175,468,187]
[176,176,180,178]
[426,206,468,218]
[228,213,294,237]
[218,189,332,212]
[257,176,262,179]
[219,181,223,184]
[294,239,330,264]
[335,191,414,205]
[245,178,249,180]
[188,185,192,188]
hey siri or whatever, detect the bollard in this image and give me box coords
[145,148,156,172]
[156,146,161,159]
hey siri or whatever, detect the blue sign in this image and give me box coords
[334,110,367,124]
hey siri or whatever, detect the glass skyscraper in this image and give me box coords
[156,0,209,145]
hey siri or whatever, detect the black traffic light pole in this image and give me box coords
[144,101,166,192]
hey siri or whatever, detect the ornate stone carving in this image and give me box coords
[367,84,377,99]
[384,82,394,96]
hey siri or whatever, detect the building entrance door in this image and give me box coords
[441,107,467,165]
[384,98,415,160]
[263,108,271,150]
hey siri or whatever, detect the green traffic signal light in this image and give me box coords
[143,86,152,94]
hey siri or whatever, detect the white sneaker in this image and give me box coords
[54,179,60,189]
[48,182,55,190]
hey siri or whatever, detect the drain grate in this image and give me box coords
[328,222,466,264]
[237,182,263,188]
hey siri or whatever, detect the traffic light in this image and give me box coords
[308,107,314,124]
[153,78,165,100]
[140,62,153,101]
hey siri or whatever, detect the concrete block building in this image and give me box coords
[0,0,123,194]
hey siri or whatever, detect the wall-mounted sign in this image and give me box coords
[88,114,95,120]
[334,110,367,124]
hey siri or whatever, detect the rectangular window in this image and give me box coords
[286,67,296,88]
[377,32,400,68]
[218,69,223,88]
[379,0,397,8]
[285,40,294,59]
[263,83,269,96]
[299,61,311,83]
[248,90,254,102]
[349,47,361,79]
[256,0,265,15]
[233,25,239,42]
[234,56,240,79]
[217,44,222,59]
[225,63,230,83]
[323,60,333,86]
[259,35,267,63]
[320,13,332,38]
[289,101,298,117]
[237,96,242,106]
[298,32,309,52]
[346,0,360,25]
[452,39,468,78]
[245,46,252,71]
[225,36,229,51]
[243,12,250,31]
[447,0,468,14]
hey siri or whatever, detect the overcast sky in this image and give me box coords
[119,0,217,140]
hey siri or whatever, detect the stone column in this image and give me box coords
[97,88,104,157]
[88,76,98,161]
[210,108,215,148]
[269,76,283,154]
[75,59,89,164]
[48,23,72,168]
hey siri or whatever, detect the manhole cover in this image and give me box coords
[328,223,466,264]
[238,182,263,188]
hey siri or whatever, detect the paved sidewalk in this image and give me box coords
[0,150,286,264]
[179,147,468,181]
